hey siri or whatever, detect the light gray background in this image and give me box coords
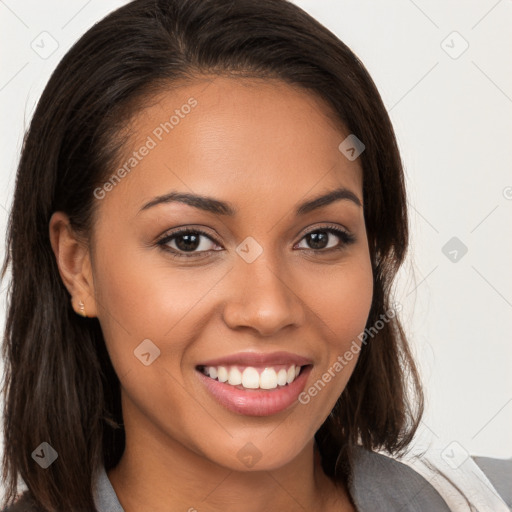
[1,1,511,494]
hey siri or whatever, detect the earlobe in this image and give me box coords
[48,211,97,318]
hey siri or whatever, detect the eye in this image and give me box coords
[157,228,221,259]
[295,225,356,253]
[157,224,356,260]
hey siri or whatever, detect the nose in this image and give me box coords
[222,253,306,337]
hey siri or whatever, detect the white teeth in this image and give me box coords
[277,368,287,386]
[260,368,277,389]
[202,364,303,390]
[217,366,228,382]
[242,367,260,389]
[207,366,217,379]
[228,367,242,386]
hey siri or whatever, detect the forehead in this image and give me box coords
[100,76,363,215]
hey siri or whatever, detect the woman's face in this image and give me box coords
[86,76,373,471]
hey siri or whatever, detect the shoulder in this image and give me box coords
[348,445,452,511]
[348,445,512,512]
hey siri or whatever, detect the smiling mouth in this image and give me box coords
[196,364,309,391]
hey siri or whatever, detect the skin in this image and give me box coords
[49,76,373,512]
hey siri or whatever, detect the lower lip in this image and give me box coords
[196,365,312,416]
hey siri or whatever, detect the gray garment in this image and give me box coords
[471,455,512,509]
[347,447,452,511]
[93,466,125,512]
[92,447,453,512]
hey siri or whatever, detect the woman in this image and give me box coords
[1,1,508,511]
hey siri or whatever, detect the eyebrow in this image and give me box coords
[139,186,362,216]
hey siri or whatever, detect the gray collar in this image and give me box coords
[93,465,125,512]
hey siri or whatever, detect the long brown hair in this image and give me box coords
[1,0,423,510]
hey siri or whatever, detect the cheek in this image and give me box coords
[91,238,228,375]
[301,253,373,404]
[308,252,374,347]
[91,246,201,432]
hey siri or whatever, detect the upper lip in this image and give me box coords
[196,351,313,368]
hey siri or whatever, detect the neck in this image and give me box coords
[107,408,352,511]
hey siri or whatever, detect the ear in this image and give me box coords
[48,211,97,318]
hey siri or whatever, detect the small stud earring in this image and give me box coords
[78,300,87,318]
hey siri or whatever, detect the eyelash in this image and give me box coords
[157,224,356,260]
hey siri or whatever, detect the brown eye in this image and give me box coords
[296,226,356,252]
[158,228,221,259]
